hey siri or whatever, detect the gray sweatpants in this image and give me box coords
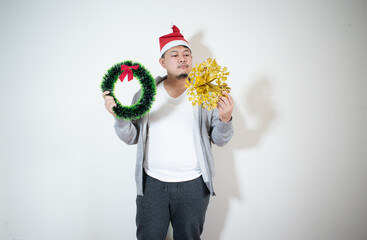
[136,173,210,240]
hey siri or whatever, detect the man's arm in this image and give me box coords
[102,91,139,145]
[209,93,234,146]
[217,92,234,123]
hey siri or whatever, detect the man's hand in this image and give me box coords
[102,91,117,116]
[217,92,234,122]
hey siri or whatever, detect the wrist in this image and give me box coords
[220,116,232,122]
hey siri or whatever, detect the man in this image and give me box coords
[102,25,234,240]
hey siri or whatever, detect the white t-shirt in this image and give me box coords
[144,81,201,182]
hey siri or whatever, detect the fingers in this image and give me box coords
[219,96,229,107]
[217,93,234,122]
[105,98,117,109]
[102,91,115,106]
[217,97,227,110]
[217,100,224,111]
[102,91,111,99]
[105,98,117,107]
[227,93,234,106]
[102,91,117,116]
[217,98,229,113]
[218,93,233,108]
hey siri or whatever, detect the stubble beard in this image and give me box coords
[176,73,189,80]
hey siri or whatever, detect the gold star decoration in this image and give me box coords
[186,58,231,110]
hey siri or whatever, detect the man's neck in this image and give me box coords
[163,74,188,98]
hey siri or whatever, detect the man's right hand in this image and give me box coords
[102,91,117,116]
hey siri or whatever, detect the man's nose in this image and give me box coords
[179,55,186,63]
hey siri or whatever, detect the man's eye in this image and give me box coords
[171,55,178,57]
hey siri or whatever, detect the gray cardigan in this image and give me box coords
[114,76,233,196]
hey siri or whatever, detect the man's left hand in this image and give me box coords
[217,92,234,122]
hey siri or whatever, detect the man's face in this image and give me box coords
[159,45,192,79]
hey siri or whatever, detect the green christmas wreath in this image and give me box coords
[101,60,156,120]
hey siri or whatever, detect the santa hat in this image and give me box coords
[159,25,191,56]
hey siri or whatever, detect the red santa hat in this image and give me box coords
[159,25,191,56]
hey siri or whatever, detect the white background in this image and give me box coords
[1,0,366,239]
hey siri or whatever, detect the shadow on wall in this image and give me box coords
[189,31,213,65]
[189,30,277,239]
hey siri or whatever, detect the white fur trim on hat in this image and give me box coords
[160,40,191,56]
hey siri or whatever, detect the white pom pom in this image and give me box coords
[166,20,174,29]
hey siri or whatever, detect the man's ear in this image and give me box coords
[159,57,165,68]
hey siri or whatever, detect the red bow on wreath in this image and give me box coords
[119,65,139,82]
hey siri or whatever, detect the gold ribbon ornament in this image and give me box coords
[186,58,231,110]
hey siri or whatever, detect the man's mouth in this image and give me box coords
[178,64,189,69]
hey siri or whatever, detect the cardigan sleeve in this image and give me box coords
[113,90,142,145]
[114,118,139,145]
[209,108,234,147]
